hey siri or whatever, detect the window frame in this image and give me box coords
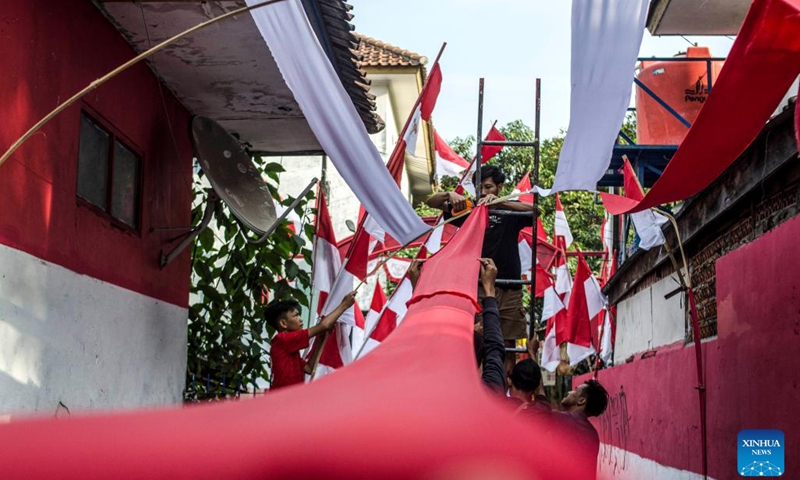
[76,108,144,234]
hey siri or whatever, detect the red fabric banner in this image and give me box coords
[481,125,505,163]
[0,200,599,480]
[407,205,488,312]
[602,0,800,215]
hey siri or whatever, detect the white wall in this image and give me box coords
[0,244,187,419]
[598,444,717,480]
[615,274,685,360]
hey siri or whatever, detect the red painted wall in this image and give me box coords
[577,214,800,478]
[0,0,193,307]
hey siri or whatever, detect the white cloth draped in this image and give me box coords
[550,0,649,193]
[247,0,428,244]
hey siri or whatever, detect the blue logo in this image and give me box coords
[738,430,784,476]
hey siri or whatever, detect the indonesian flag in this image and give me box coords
[455,127,508,196]
[599,254,617,363]
[518,228,552,297]
[622,157,667,250]
[401,63,442,157]
[434,130,470,178]
[554,239,572,299]
[554,194,574,248]
[424,220,445,254]
[541,286,566,373]
[314,321,354,379]
[404,105,423,156]
[599,214,614,284]
[352,284,385,356]
[313,190,341,315]
[564,253,605,366]
[457,161,477,197]
[358,278,413,359]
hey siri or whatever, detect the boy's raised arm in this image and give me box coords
[308,291,357,338]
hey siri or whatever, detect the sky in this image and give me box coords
[348,0,735,142]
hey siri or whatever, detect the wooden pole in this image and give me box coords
[0,0,287,169]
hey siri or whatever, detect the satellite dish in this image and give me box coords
[191,115,277,234]
[159,116,317,267]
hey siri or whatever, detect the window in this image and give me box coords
[77,112,141,229]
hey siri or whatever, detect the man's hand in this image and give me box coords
[340,290,357,310]
[527,336,540,359]
[447,192,468,213]
[479,258,497,298]
[477,194,499,208]
[408,259,424,289]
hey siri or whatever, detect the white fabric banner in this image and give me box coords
[631,210,668,250]
[550,0,649,192]
[247,0,428,244]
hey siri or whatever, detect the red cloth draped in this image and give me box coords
[407,205,488,312]
[602,0,800,215]
[0,201,603,480]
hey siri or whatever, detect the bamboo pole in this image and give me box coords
[0,0,287,169]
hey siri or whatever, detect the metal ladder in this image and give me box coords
[473,77,542,353]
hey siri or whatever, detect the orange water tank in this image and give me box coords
[635,47,725,145]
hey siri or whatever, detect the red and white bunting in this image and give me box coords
[383,257,412,284]
[352,284,384,357]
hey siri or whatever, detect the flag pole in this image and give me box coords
[0,0,287,170]
[344,42,447,260]
[530,78,542,340]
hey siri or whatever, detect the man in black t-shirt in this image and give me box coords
[426,165,534,374]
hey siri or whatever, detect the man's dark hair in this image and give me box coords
[264,299,300,331]
[509,358,541,393]
[581,379,609,417]
[475,164,506,186]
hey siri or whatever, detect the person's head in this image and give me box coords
[561,379,609,417]
[265,299,302,332]
[507,358,542,401]
[475,165,506,197]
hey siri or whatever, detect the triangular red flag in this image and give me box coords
[480,125,505,163]
[420,63,442,121]
[622,157,645,201]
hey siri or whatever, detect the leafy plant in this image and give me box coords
[185,157,314,400]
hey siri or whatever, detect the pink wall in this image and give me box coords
[577,214,800,478]
[0,0,193,307]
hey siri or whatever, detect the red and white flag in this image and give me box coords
[599,254,617,363]
[352,283,386,356]
[518,228,553,297]
[357,278,413,359]
[434,130,470,178]
[554,194,574,248]
[622,157,667,250]
[564,253,605,366]
[541,286,566,373]
[313,190,341,314]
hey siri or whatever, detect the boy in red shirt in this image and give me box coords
[266,291,356,390]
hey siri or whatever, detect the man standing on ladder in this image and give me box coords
[427,165,535,375]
